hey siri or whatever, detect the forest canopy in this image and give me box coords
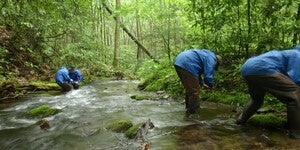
[0,0,299,83]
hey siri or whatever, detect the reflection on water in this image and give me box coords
[0,80,300,150]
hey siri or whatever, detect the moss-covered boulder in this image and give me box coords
[17,81,60,91]
[107,120,133,132]
[124,123,142,138]
[130,94,151,100]
[28,105,62,118]
[248,114,287,128]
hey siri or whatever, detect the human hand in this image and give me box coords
[203,84,212,90]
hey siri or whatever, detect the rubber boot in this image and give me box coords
[185,94,189,109]
[187,98,200,114]
[287,104,300,139]
[236,98,263,125]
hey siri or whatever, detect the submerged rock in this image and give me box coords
[125,119,154,141]
[36,119,50,130]
[135,119,154,141]
[130,94,152,100]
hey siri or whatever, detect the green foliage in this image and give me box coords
[263,94,286,111]
[137,60,184,94]
[0,0,298,116]
[185,0,299,58]
[200,89,248,105]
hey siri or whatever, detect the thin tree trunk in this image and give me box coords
[292,5,300,45]
[167,2,171,62]
[112,0,121,67]
[246,0,251,58]
[136,0,142,71]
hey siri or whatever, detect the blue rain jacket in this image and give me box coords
[242,46,300,85]
[55,67,71,84]
[174,49,217,87]
[69,69,83,82]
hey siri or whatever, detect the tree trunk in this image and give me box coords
[112,0,121,67]
[135,0,142,71]
[246,0,251,58]
[292,5,300,45]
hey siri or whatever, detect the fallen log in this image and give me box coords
[134,119,154,141]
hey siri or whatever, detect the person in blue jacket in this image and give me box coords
[236,45,300,139]
[68,67,83,89]
[55,67,73,91]
[174,49,221,115]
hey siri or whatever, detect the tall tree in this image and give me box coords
[293,5,300,45]
[112,0,121,67]
[246,0,251,58]
[135,0,143,71]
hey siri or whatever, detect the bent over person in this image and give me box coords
[55,67,73,92]
[174,49,221,115]
[236,45,300,139]
[68,67,83,89]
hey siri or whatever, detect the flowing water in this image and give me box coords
[0,80,300,150]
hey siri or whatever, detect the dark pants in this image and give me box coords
[239,73,300,135]
[174,65,200,114]
[58,83,73,92]
[72,83,79,89]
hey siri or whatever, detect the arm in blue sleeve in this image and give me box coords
[75,70,83,82]
[203,57,215,87]
[62,73,71,82]
[286,50,300,86]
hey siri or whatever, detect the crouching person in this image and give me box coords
[55,67,73,92]
[236,45,300,139]
[68,67,83,89]
[173,49,221,116]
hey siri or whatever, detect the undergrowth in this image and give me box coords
[137,59,287,112]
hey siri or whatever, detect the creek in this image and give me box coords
[0,80,300,150]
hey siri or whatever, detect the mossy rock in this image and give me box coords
[125,123,143,139]
[130,94,151,100]
[28,105,62,118]
[30,81,60,90]
[17,81,60,91]
[249,114,287,128]
[107,120,133,132]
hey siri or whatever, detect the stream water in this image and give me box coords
[0,80,300,150]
